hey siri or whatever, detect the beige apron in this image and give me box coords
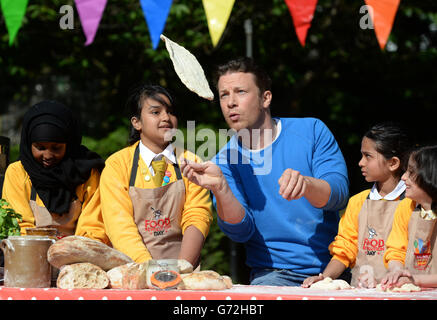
[350,195,403,286]
[29,186,82,238]
[404,208,437,274]
[128,145,185,259]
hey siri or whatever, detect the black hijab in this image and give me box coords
[19,100,105,214]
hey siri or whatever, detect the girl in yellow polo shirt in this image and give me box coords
[381,145,437,289]
[303,122,412,288]
[2,100,108,244]
[100,84,213,267]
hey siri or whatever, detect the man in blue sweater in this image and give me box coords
[180,57,349,286]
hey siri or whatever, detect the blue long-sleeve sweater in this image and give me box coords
[213,117,349,275]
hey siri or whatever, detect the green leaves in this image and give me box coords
[0,199,23,240]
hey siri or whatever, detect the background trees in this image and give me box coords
[1,0,436,283]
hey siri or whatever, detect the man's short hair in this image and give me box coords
[213,57,272,95]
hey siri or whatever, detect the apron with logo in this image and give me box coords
[404,208,437,274]
[128,145,185,259]
[29,186,82,237]
[351,195,403,286]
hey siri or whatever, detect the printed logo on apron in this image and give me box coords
[362,226,385,256]
[145,207,172,237]
[413,238,431,270]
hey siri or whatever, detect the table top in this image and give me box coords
[1,284,437,300]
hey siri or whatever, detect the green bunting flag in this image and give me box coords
[0,0,29,46]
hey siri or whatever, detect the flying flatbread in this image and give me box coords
[160,34,214,101]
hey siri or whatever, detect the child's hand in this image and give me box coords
[301,273,324,288]
[380,269,412,290]
[358,271,376,288]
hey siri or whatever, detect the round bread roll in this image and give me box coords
[177,270,233,290]
[57,263,109,289]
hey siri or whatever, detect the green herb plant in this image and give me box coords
[0,199,22,240]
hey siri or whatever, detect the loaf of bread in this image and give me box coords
[107,262,148,290]
[57,263,109,289]
[47,236,133,271]
[177,270,233,290]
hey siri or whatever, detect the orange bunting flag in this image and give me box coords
[284,0,318,47]
[364,0,400,50]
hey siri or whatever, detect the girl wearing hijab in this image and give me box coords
[2,100,109,244]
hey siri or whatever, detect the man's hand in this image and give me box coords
[180,160,225,193]
[278,169,307,200]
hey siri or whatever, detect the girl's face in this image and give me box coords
[31,141,67,168]
[131,94,178,153]
[358,137,394,183]
[402,158,430,204]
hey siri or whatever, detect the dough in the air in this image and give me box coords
[160,34,214,101]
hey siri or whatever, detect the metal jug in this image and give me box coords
[1,235,56,288]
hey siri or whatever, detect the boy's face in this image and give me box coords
[131,93,178,153]
[217,71,271,132]
[31,141,67,168]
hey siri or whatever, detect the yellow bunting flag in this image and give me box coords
[202,0,235,47]
[365,0,400,50]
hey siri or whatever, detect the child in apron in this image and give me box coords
[302,122,412,288]
[381,145,437,289]
[100,84,213,267]
[2,100,108,244]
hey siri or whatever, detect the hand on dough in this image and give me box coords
[302,273,324,288]
[358,271,376,288]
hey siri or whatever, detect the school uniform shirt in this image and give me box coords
[2,161,108,244]
[329,181,406,268]
[100,141,213,263]
[383,198,421,266]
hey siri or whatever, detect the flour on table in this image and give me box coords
[376,283,421,292]
[309,277,352,290]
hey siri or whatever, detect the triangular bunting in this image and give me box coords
[74,0,108,46]
[202,0,235,47]
[284,0,318,47]
[0,0,29,46]
[140,0,173,50]
[364,0,400,50]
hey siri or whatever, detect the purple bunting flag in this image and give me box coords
[74,0,107,46]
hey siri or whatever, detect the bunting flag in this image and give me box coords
[284,0,318,47]
[202,0,235,47]
[364,0,400,50]
[0,0,29,46]
[74,0,107,46]
[140,0,173,50]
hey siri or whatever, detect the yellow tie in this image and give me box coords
[151,158,167,186]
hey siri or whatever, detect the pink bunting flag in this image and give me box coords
[365,0,400,50]
[74,0,107,46]
[284,0,318,47]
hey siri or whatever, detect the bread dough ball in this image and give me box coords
[309,277,352,290]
